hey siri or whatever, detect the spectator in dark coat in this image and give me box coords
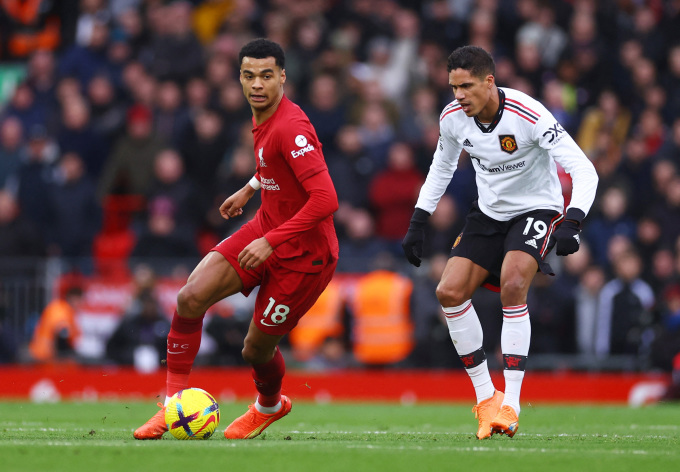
[105,288,170,368]
[47,152,101,259]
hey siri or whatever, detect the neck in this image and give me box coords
[477,85,500,123]
[252,93,284,125]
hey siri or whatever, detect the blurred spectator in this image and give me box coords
[15,125,59,232]
[205,312,250,367]
[142,148,198,243]
[327,125,376,209]
[616,137,654,219]
[86,74,126,151]
[584,185,637,268]
[75,0,111,47]
[349,267,414,366]
[58,19,115,87]
[139,0,204,84]
[98,104,166,200]
[28,284,83,363]
[1,82,46,131]
[336,207,389,273]
[105,288,170,371]
[423,193,463,258]
[595,249,655,359]
[46,152,101,261]
[0,189,45,263]
[303,74,347,156]
[398,86,439,147]
[574,264,606,356]
[24,49,58,112]
[179,108,229,204]
[154,80,190,149]
[130,195,200,275]
[516,1,567,69]
[576,90,631,163]
[650,175,680,248]
[528,273,576,354]
[409,252,458,368]
[56,96,109,179]
[650,285,680,372]
[209,144,260,240]
[0,117,23,191]
[0,0,60,59]
[369,141,424,252]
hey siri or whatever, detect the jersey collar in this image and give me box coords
[474,88,505,133]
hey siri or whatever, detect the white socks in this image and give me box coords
[255,399,282,414]
[443,300,495,403]
[501,305,531,415]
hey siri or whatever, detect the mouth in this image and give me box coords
[250,94,266,102]
[460,103,472,113]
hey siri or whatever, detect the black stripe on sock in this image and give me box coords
[459,348,487,369]
[503,354,528,371]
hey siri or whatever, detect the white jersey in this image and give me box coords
[415,87,598,221]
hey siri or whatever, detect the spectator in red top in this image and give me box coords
[369,141,424,252]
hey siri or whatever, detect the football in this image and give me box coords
[165,388,220,439]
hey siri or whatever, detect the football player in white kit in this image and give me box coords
[402,46,598,439]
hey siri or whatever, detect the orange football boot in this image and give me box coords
[471,390,504,439]
[133,402,168,440]
[224,395,292,439]
[490,405,519,438]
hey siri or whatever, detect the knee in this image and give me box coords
[436,283,469,308]
[500,277,529,306]
[241,341,275,365]
[176,284,208,317]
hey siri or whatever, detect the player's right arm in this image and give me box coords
[403,118,463,266]
[414,124,464,213]
[219,174,260,220]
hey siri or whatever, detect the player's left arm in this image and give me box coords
[263,168,338,249]
[240,170,336,269]
[536,114,599,255]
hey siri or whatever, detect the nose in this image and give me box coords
[252,77,264,89]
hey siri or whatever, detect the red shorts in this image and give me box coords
[212,221,338,335]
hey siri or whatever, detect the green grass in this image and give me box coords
[1,401,679,471]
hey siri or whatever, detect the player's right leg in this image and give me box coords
[134,251,244,439]
[436,256,502,439]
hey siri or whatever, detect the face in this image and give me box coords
[449,68,494,118]
[240,56,286,115]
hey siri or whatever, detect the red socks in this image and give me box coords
[166,310,203,398]
[252,346,285,407]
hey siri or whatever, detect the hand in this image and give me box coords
[402,226,425,267]
[219,185,256,220]
[237,237,273,270]
[551,220,581,256]
[402,208,430,267]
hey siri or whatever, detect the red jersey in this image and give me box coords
[252,95,339,273]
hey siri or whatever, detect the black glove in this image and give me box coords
[551,208,585,256]
[402,208,430,267]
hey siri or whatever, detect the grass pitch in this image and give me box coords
[1,400,678,472]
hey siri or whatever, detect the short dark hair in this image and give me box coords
[239,38,285,69]
[447,46,495,78]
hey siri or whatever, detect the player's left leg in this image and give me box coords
[224,320,292,439]
[491,250,537,437]
[225,258,337,439]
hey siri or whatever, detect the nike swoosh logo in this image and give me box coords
[260,320,278,327]
[167,350,187,354]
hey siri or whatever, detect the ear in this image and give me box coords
[280,68,286,85]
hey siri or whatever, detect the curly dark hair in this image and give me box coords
[447,45,495,78]
[239,38,286,69]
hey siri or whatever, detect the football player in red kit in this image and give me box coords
[134,38,339,440]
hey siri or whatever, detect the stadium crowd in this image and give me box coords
[0,0,680,388]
